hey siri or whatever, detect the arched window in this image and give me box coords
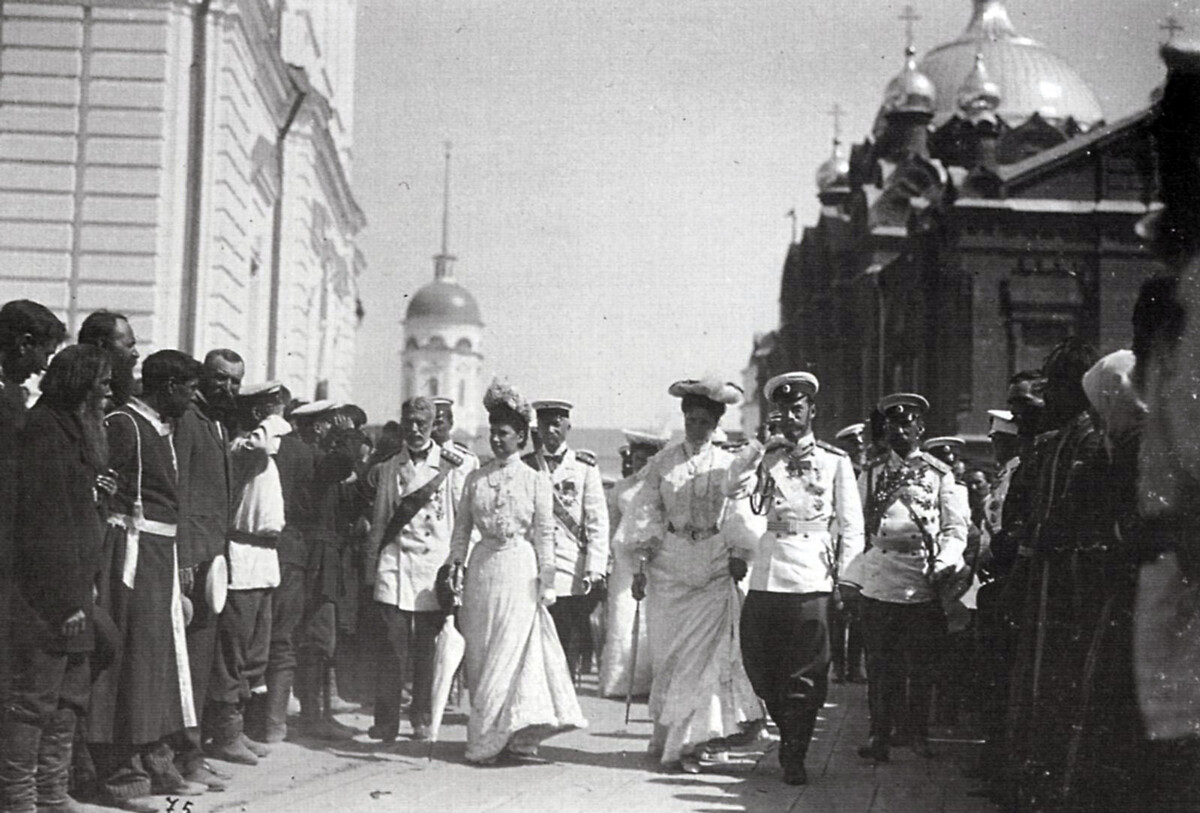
[405,337,420,350]
[427,336,447,349]
[458,380,466,405]
[455,337,473,352]
[427,377,439,397]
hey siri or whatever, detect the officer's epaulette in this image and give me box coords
[920,451,952,474]
[440,446,464,467]
[816,439,847,457]
[574,449,597,467]
[453,440,476,457]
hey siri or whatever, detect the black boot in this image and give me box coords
[203,703,257,766]
[34,708,109,812]
[0,717,41,813]
[260,668,293,744]
[857,734,890,762]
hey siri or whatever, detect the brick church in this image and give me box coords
[746,0,1166,441]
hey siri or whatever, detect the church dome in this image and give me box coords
[918,0,1102,128]
[882,46,938,117]
[816,140,850,191]
[405,278,483,326]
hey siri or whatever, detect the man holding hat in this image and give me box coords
[205,382,288,765]
[171,349,241,787]
[738,372,864,785]
[845,392,967,763]
[289,400,361,739]
[523,399,609,680]
[363,396,472,742]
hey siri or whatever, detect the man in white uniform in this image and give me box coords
[738,372,864,786]
[364,396,473,742]
[523,400,609,680]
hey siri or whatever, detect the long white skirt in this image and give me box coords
[461,541,587,763]
[645,531,763,765]
[598,543,652,698]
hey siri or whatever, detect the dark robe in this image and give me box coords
[0,380,28,699]
[174,398,232,570]
[88,403,190,745]
[14,402,105,653]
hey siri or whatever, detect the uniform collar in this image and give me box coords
[127,397,172,436]
[683,438,712,457]
[405,440,437,464]
[542,443,569,461]
[792,432,816,457]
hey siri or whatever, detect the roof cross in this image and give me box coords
[828,103,845,144]
[899,4,921,48]
[1161,15,1184,43]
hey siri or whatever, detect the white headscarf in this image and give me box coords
[1082,349,1147,455]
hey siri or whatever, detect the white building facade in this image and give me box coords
[0,0,364,399]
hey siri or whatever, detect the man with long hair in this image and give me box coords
[0,344,109,812]
[77,311,138,408]
[0,300,67,707]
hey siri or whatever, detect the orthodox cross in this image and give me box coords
[899,5,921,48]
[828,103,844,145]
[1161,15,1184,43]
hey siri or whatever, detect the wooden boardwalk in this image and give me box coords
[189,678,996,813]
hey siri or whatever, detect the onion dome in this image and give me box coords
[816,139,851,191]
[882,45,938,117]
[918,0,1102,128]
[957,52,1002,117]
[405,279,483,326]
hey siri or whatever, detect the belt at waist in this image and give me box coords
[767,519,829,536]
[666,522,719,541]
[108,514,176,538]
[230,529,279,549]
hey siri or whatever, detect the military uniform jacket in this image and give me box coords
[523,444,609,595]
[844,449,967,604]
[369,441,472,612]
[748,434,865,594]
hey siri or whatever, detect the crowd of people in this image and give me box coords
[5,40,1200,813]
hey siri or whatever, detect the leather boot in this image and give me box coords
[202,703,257,766]
[294,654,320,722]
[261,668,293,744]
[325,668,357,714]
[857,734,890,762]
[0,717,41,813]
[34,709,109,812]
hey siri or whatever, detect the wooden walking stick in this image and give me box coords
[625,562,645,725]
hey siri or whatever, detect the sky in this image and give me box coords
[350,0,1191,432]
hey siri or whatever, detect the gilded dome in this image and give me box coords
[405,279,483,326]
[816,140,850,191]
[919,0,1102,127]
[957,52,1002,117]
[882,46,938,117]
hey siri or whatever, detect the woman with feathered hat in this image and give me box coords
[444,380,586,763]
[627,377,764,772]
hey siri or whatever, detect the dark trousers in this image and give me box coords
[4,643,91,725]
[266,564,305,681]
[91,739,183,801]
[548,595,595,678]
[829,598,865,679]
[374,605,446,735]
[861,597,944,740]
[0,572,12,706]
[210,588,273,707]
[740,591,831,765]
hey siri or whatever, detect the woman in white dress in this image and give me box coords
[628,378,764,772]
[598,430,669,698]
[446,380,586,764]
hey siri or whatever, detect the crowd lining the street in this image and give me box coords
[6,39,1200,813]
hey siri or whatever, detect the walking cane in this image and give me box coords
[1060,593,1116,801]
[625,563,644,725]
